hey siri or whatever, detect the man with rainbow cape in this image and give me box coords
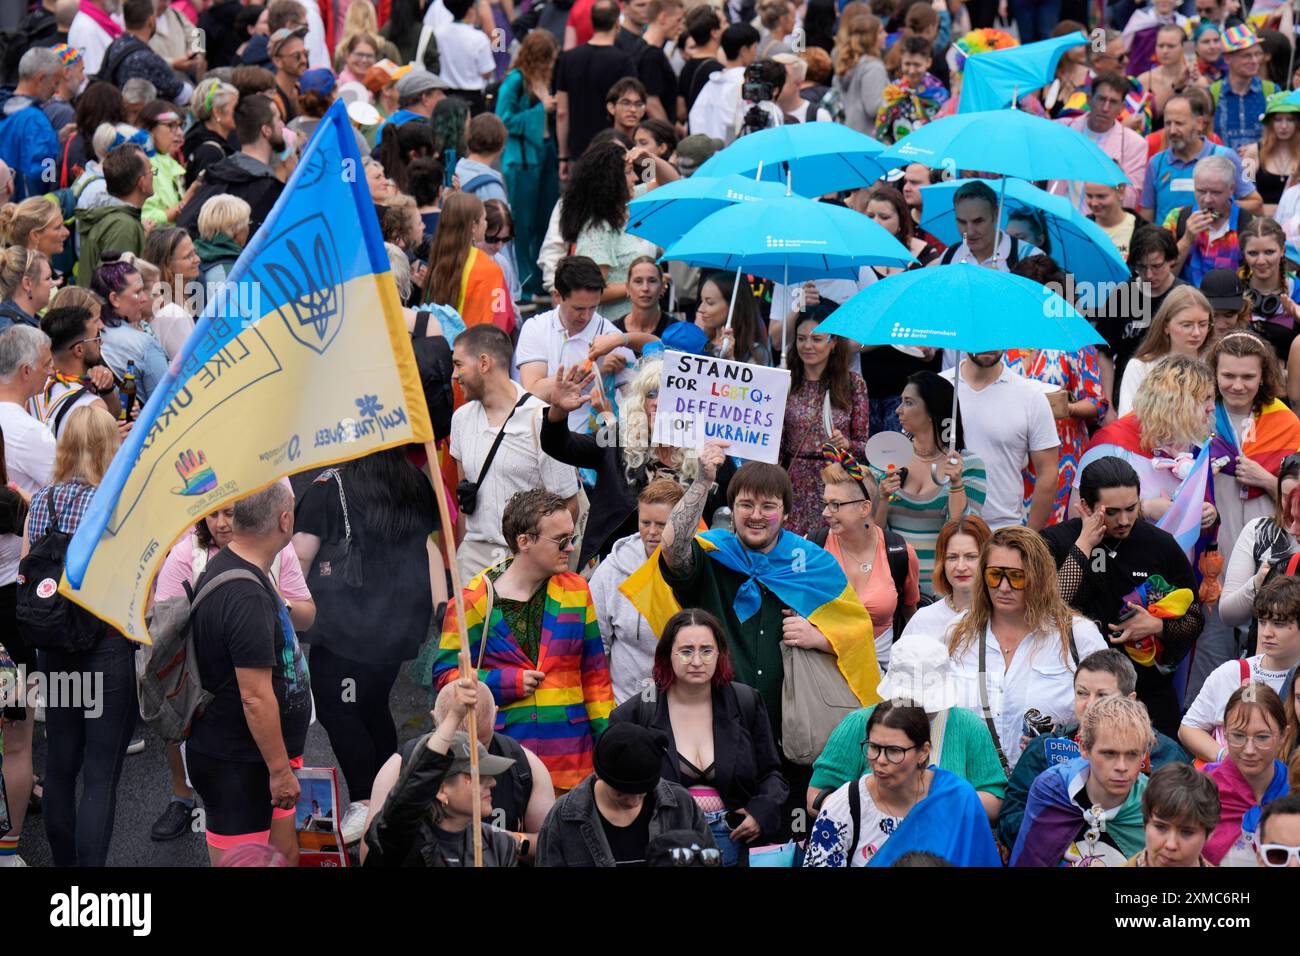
[619,439,881,813]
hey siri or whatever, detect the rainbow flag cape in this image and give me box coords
[1011,757,1147,867]
[1119,574,1194,668]
[62,100,432,642]
[620,530,881,707]
[1211,398,1300,500]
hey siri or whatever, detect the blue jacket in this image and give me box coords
[495,70,551,170]
[0,89,59,201]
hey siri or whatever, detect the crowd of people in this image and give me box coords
[0,0,1298,871]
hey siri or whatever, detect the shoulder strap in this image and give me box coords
[977,635,1014,777]
[190,568,266,609]
[43,489,60,536]
[473,393,530,484]
[462,173,498,195]
[940,243,957,265]
[413,309,430,338]
[323,469,352,544]
[1007,236,1021,267]
[1067,622,1080,667]
[846,777,862,868]
[50,386,88,434]
[883,528,908,598]
[811,526,828,547]
[1285,551,1300,576]
[1240,658,1251,685]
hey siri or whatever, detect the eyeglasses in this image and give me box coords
[984,566,1027,590]
[1259,843,1300,867]
[75,334,102,347]
[665,846,722,866]
[733,501,782,517]
[866,741,917,764]
[616,98,646,109]
[531,532,578,550]
[822,498,868,513]
[1225,731,1276,749]
[674,646,717,663]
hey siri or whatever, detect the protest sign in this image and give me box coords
[651,350,791,464]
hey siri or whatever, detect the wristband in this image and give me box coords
[947,483,964,492]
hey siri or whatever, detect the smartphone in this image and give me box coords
[724,810,745,830]
[443,148,456,189]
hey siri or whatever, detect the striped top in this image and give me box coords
[871,452,987,598]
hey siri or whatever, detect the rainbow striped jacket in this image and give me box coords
[433,569,614,791]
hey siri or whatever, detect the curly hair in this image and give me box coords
[1210,329,1286,415]
[560,141,630,245]
[948,526,1080,664]
[1133,354,1215,452]
[834,11,883,76]
[511,28,558,91]
[620,360,701,483]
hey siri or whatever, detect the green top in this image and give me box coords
[487,563,545,665]
[810,704,1008,797]
[142,153,186,226]
[661,541,787,738]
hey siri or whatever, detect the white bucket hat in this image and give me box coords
[875,633,960,712]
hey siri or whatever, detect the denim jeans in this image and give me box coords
[42,634,137,866]
[704,809,749,867]
[1009,0,1062,44]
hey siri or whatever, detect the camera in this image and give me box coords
[1251,290,1284,318]
[742,62,778,104]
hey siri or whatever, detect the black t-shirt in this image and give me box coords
[859,344,942,401]
[613,313,678,337]
[188,548,312,762]
[294,466,438,662]
[556,42,635,159]
[631,42,678,125]
[599,794,655,866]
[1095,278,1187,392]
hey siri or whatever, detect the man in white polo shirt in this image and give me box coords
[0,325,57,495]
[943,350,1060,531]
[931,180,1042,271]
[515,255,635,432]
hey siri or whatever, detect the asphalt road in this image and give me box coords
[17,649,436,867]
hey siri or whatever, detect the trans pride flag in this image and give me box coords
[62,100,433,642]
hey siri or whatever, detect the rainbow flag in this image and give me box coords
[62,100,433,642]
[620,530,881,708]
[1119,574,1194,668]
[1212,398,1300,500]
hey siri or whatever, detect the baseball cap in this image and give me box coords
[1200,268,1245,311]
[268,26,308,57]
[1264,91,1300,118]
[675,133,723,173]
[299,68,336,97]
[395,68,449,101]
[443,731,517,777]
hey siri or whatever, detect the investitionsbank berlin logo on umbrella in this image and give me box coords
[891,322,955,339]
[764,236,829,249]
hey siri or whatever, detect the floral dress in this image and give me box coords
[780,375,871,538]
[1004,347,1108,525]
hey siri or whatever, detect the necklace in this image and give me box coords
[913,446,945,462]
[839,528,877,574]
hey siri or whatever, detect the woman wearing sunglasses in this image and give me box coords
[1204,682,1291,866]
[802,700,1000,867]
[610,609,787,866]
[945,527,1107,770]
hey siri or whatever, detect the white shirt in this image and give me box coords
[1115,356,1153,417]
[294,0,331,70]
[27,380,100,440]
[513,307,634,431]
[1182,654,1292,738]
[901,597,964,642]
[67,8,125,75]
[0,401,56,496]
[946,616,1108,769]
[770,270,877,320]
[449,382,579,546]
[940,364,1061,529]
[423,0,453,28]
[689,66,745,142]
[152,302,194,361]
[435,21,495,91]
[939,233,1043,270]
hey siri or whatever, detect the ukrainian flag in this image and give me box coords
[621,530,881,707]
[62,100,432,643]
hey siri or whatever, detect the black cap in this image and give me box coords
[1199,268,1245,311]
[592,723,666,795]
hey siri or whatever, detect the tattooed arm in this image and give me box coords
[661,440,730,576]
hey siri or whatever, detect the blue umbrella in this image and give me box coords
[625,175,789,248]
[693,122,899,197]
[662,195,915,365]
[918,178,1131,286]
[878,108,1129,186]
[815,264,1104,450]
[959,34,1089,113]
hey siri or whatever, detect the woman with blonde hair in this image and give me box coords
[542,358,737,568]
[1117,285,1214,416]
[21,406,132,866]
[945,526,1108,770]
[1079,354,1219,526]
[195,194,252,292]
[0,247,55,331]
[833,11,888,136]
[496,28,560,299]
[0,196,68,260]
[422,192,512,334]
[183,78,238,188]
[334,1,400,74]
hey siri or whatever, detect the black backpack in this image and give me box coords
[0,14,59,87]
[16,489,109,653]
[411,310,454,441]
[811,526,929,639]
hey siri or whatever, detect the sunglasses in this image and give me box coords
[665,846,722,866]
[1259,843,1300,867]
[485,234,513,244]
[984,566,1027,590]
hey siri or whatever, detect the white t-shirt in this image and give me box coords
[940,364,1060,530]
[27,380,100,440]
[513,307,634,431]
[67,9,124,75]
[946,616,1108,769]
[449,383,579,546]
[435,21,496,91]
[1181,654,1292,738]
[0,401,56,495]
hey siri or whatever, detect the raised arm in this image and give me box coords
[661,439,729,575]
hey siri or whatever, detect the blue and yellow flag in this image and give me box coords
[62,99,432,643]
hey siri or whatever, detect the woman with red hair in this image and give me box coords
[609,609,788,866]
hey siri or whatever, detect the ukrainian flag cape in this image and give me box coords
[621,529,881,707]
[62,100,432,642]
